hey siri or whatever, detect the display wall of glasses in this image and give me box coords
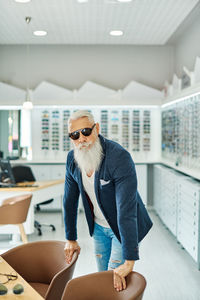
[110,110,120,143]
[63,110,71,152]
[41,110,50,151]
[32,106,158,161]
[162,94,200,170]
[101,110,108,138]
[51,110,60,151]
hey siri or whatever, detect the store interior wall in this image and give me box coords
[0,4,200,96]
[170,3,200,77]
[0,8,200,208]
[0,45,173,92]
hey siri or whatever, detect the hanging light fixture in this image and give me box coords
[23,16,33,110]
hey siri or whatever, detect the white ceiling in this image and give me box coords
[0,0,199,45]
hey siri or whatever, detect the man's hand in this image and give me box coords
[113,260,135,292]
[64,240,81,264]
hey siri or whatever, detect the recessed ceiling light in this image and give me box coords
[33,31,47,36]
[77,0,88,3]
[110,30,123,36]
[117,0,132,2]
[15,0,31,3]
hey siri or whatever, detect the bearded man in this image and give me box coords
[63,110,153,292]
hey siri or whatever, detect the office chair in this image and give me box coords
[12,165,55,236]
[2,240,79,300]
[0,194,32,243]
[62,270,146,300]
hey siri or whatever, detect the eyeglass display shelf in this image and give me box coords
[162,82,200,105]
[161,158,200,181]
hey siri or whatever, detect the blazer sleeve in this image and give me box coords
[112,150,139,261]
[63,152,80,241]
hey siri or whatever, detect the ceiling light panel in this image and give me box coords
[117,0,132,2]
[110,30,123,36]
[15,0,31,3]
[33,30,47,36]
[77,0,88,3]
[0,0,198,44]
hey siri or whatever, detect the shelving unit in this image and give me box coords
[63,110,71,152]
[162,93,200,171]
[41,110,50,151]
[153,164,200,269]
[32,106,160,162]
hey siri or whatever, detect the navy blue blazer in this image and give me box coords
[63,134,153,261]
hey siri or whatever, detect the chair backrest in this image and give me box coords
[45,251,78,300]
[62,270,146,300]
[1,240,78,300]
[0,194,32,224]
[12,165,36,183]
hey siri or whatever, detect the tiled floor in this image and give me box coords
[1,209,200,300]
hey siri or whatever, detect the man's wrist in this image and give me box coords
[124,260,135,267]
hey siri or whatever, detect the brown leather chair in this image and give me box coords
[2,240,79,300]
[0,194,32,243]
[62,270,146,300]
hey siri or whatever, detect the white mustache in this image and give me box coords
[74,138,103,174]
[77,141,92,149]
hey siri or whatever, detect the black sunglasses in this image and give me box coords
[69,124,96,140]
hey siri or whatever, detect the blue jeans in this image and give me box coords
[93,222,125,271]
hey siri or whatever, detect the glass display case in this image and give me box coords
[162,93,200,170]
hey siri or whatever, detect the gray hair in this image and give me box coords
[68,110,95,126]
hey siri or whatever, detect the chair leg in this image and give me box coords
[18,224,28,243]
[34,220,42,236]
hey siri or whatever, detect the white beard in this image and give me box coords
[74,138,104,174]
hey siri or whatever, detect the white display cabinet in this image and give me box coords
[30,164,66,182]
[32,164,65,210]
[153,164,179,236]
[177,177,200,263]
[153,164,200,269]
[135,164,147,206]
[153,164,163,216]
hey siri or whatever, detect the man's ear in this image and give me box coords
[96,122,100,135]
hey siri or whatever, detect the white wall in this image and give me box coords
[173,6,200,77]
[0,45,173,92]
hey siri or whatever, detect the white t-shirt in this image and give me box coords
[82,171,110,228]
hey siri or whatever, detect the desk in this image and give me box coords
[0,180,64,236]
[0,256,44,299]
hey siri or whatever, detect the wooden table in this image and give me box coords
[0,179,64,237]
[0,256,44,299]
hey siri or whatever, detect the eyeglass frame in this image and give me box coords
[68,123,96,140]
[0,272,18,284]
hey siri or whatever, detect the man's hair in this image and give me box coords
[68,110,95,126]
